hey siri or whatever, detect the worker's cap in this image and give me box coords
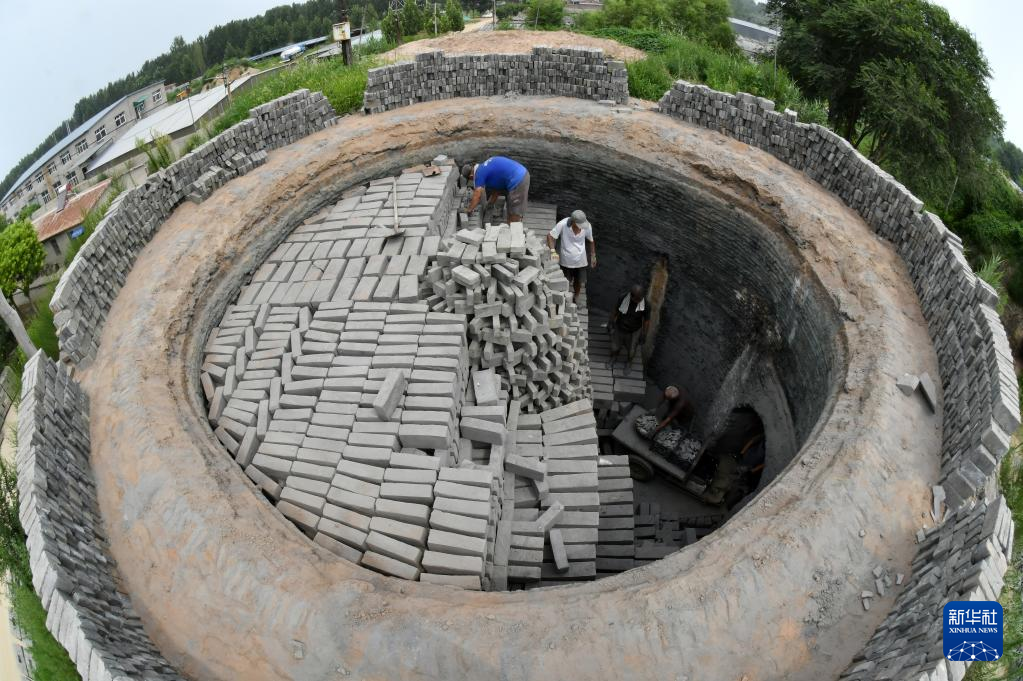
[664,386,680,399]
[571,209,590,228]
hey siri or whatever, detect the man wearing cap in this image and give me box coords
[547,210,596,302]
[462,156,530,223]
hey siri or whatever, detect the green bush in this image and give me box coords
[524,0,564,28]
[212,59,374,136]
[27,285,58,360]
[443,0,465,31]
[627,56,673,100]
[590,27,828,124]
[496,2,524,19]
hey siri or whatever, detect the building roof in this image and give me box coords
[1,82,164,205]
[247,36,328,62]
[33,180,111,242]
[87,75,253,172]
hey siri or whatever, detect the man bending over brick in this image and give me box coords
[462,156,530,222]
[547,209,596,303]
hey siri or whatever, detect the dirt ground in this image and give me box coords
[82,97,941,681]
[382,30,646,62]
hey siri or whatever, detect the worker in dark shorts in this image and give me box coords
[462,156,530,222]
[546,209,596,302]
[607,284,650,375]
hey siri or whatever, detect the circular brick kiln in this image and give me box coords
[19,49,1015,681]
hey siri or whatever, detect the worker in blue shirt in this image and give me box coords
[461,156,531,222]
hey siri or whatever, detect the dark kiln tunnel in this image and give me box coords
[449,138,847,488]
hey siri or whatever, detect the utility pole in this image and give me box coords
[222,65,231,102]
[434,2,438,34]
[336,0,353,65]
[492,0,497,29]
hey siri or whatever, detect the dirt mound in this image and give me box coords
[383,30,645,63]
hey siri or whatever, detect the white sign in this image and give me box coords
[332,22,351,41]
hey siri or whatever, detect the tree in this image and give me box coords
[16,204,39,221]
[402,0,426,36]
[768,0,1003,205]
[666,0,734,49]
[729,0,772,24]
[0,221,45,304]
[525,0,564,29]
[382,9,402,42]
[443,0,465,32]
[993,138,1023,185]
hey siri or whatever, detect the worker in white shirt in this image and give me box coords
[546,209,596,302]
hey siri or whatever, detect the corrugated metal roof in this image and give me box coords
[87,75,253,172]
[2,81,164,204]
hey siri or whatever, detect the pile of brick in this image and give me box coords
[658,81,1021,513]
[235,165,455,308]
[423,223,590,413]
[187,150,269,204]
[362,47,628,115]
[51,89,339,368]
[489,399,608,588]
[18,353,185,681]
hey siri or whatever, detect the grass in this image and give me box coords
[211,57,378,136]
[964,445,1023,680]
[0,448,79,681]
[9,582,79,680]
[584,27,829,125]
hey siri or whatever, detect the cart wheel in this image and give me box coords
[629,455,654,481]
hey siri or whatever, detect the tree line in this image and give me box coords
[1,0,389,201]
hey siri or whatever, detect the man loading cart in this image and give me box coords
[462,156,530,223]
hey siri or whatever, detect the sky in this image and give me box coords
[0,0,1020,180]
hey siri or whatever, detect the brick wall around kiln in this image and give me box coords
[361,47,629,114]
[656,81,1020,512]
[17,351,185,681]
[49,89,340,369]
[655,81,1019,681]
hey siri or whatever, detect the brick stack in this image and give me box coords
[51,89,339,368]
[423,223,590,413]
[362,48,628,114]
[657,81,1021,511]
[18,352,185,681]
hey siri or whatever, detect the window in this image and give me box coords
[134,100,146,118]
[24,180,32,192]
[34,172,43,183]
[115,111,126,127]
[75,139,88,154]
[60,150,72,165]
[39,189,50,203]
[152,89,162,103]
[45,162,56,175]
[94,125,106,142]
[65,173,79,188]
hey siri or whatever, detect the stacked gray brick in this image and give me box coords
[655,80,1019,681]
[17,351,184,681]
[361,47,628,114]
[839,498,1013,681]
[51,89,338,369]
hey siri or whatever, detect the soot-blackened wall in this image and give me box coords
[460,138,844,446]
